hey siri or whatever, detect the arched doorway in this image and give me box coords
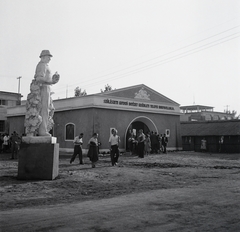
[125,116,158,151]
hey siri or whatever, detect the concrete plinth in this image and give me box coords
[18,141,59,180]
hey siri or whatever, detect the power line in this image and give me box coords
[53,30,240,95]
[54,26,240,93]
[102,34,240,83]
[97,32,240,82]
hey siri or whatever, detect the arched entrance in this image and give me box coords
[125,116,158,151]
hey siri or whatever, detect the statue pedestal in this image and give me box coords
[18,137,59,180]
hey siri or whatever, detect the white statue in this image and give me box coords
[25,50,60,136]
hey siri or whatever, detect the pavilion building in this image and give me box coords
[7,84,182,153]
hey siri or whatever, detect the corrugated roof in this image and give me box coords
[181,120,240,136]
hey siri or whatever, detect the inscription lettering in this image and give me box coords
[103,99,174,111]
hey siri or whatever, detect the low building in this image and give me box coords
[0,91,22,133]
[181,120,240,153]
[7,84,182,153]
[180,105,235,121]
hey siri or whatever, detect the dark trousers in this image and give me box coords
[70,145,83,163]
[110,145,119,165]
[151,143,159,153]
[138,142,145,158]
[11,142,19,159]
[163,144,167,153]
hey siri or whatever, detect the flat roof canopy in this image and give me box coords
[180,105,214,111]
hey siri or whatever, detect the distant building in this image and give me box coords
[0,91,22,133]
[180,105,235,121]
[181,120,240,153]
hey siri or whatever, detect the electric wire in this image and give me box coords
[54,25,240,92]
[53,30,240,96]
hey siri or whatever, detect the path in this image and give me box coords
[1,179,240,232]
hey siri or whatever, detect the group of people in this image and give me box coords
[0,131,22,159]
[70,128,121,168]
[128,130,168,158]
[149,131,168,154]
[2,127,168,166]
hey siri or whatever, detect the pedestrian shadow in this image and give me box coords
[60,162,119,170]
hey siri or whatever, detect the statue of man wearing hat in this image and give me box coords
[24,50,60,136]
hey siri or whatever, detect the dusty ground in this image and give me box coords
[1,151,240,231]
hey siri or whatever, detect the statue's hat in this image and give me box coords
[39,50,53,58]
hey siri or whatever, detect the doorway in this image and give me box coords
[125,116,158,151]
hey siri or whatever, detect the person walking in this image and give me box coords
[109,129,120,166]
[150,131,158,154]
[201,137,207,152]
[127,131,136,155]
[218,136,224,153]
[159,134,163,153]
[70,133,84,164]
[2,133,10,153]
[10,131,21,159]
[87,133,99,168]
[162,134,168,153]
[137,129,146,158]
[144,132,151,156]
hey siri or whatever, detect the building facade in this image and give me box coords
[0,91,22,133]
[7,84,182,153]
[181,120,240,153]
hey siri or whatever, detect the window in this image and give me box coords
[0,99,7,106]
[65,123,75,140]
[165,129,170,137]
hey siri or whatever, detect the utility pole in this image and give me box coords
[17,76,22,94]
[224,105,230,113]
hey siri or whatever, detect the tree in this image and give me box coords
[231,110,237,117]
[101,84,113,93]
[74,87,87,97]
[225,109,239,119]
[231,110,240,119]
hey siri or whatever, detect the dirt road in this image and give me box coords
[1,151,240,231]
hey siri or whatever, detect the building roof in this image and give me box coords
[181,120,240,136]
[0,91,22,97]
[180,105,214,111]
[99,84,180,105]
[7,84,181,117]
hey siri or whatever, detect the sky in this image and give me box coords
[0,0,240,115]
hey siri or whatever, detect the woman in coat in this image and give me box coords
[87,133,99,168]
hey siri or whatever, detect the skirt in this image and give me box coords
[87,145,99,163]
